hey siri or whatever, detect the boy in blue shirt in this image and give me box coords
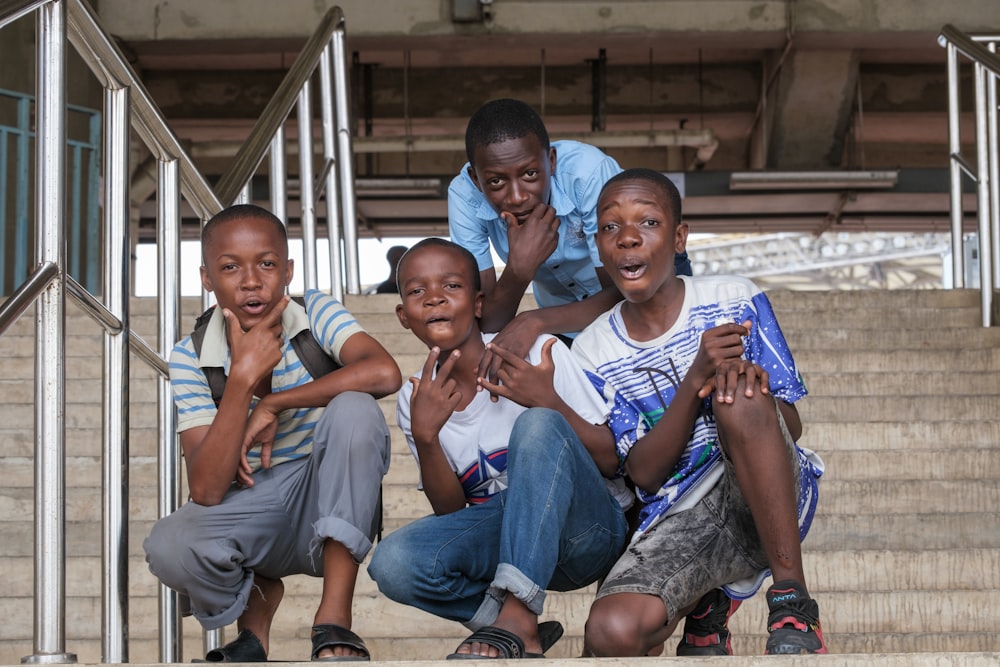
[573,169,826,656]
[448,98,691,366]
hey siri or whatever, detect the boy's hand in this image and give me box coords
[501,203,558,280]
[476,312,542,402]
[477,338,558,409]
[236,400,281,486]
[709,359,771,403]
[409,347,463,446]
[225,296,290,386]
[692,320,751,398]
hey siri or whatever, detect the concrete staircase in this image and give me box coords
[1,288,999,664]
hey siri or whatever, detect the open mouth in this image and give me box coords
[618,260,646,279]
[242,299,268,315]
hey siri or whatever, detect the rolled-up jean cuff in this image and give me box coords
[490,563,546,616]
[192,572,256,631]
[313,516,373,565]
[467,588,505,631]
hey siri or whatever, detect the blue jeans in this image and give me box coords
[368,408,628,629]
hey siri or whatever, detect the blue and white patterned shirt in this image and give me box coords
[573,275,823,539]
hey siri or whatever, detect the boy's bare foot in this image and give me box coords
[238,575,284,655]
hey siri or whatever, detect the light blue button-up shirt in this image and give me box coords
[448,139,622,310]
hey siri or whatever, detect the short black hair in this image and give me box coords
[465,98,550,166]
[600,168,683,226]
[396,237,482,293]
[201,204,288,261]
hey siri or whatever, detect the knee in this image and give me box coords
[325,391,382,424]
[367,536,412,602]
[713,382,776,451]
[509,408,568,457]
[144,517,195,589]
[584,601,649,657]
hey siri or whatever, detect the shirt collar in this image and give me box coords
[198,297,310,368]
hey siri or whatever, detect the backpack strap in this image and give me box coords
[189,295,340,407]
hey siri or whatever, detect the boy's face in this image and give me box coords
[200,216,293,332]
[468,133,556,223]
[395,245,483,352]
[596,180,689,304]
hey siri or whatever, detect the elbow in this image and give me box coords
[371,360,403,399]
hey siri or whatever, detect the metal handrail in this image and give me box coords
[66,0,222,219]
[939,24,1000,327]
[4,0,359,662]
[0,0,47,29]
[215,7,343,206]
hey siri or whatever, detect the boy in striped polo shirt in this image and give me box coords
[144,205,402,662]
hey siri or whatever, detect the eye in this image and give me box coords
[406,287,424,297]
[524,169,538,179]
[487,177,503,188]
[599,222,619,233]
[261,260,276,268]
[642,218,660,227]
[221,263,237,271]
[445,282,462,289]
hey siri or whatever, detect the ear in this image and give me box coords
[473,290,484,320]
[199,265,214,293]
[675,221,690,253]
[548,146,557,175]
[467,164,483,193]
[285,258,295,289]
[395,303,411,330]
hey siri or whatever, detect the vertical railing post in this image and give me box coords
[974,62,994,326]
[946,42,965,288]
[319,43,344,300]
[331,16,360,294]
[270,126,288,224]
[298,81,319,290]
[987,41,1000,291]
[157,158,183,663]
[24,1,75,663]
[101,84,131,664]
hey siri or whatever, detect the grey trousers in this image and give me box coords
[143,391,390,630]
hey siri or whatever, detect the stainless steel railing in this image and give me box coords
[939,25,1000,327]
[0,0,359,662]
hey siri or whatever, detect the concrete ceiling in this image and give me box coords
[106,0,1000,240]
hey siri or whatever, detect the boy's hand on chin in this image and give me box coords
[502,204,558,279]
[225,296,290,385]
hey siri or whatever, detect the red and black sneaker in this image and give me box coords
[676,588,742,656]
[764,580,828,654]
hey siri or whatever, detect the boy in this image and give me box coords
[367,238,631,659]
[144,204,402,662]
[449,98,691,368]
[572,169,826,656]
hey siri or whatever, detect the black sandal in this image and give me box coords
[447,621,563,660]
[201,629,267,662]
[310,624,370,662]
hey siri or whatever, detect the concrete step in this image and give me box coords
[9,442,994,492]
[12,546,995,602]
[798,395,1000,422]
[800,371,1000,396]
